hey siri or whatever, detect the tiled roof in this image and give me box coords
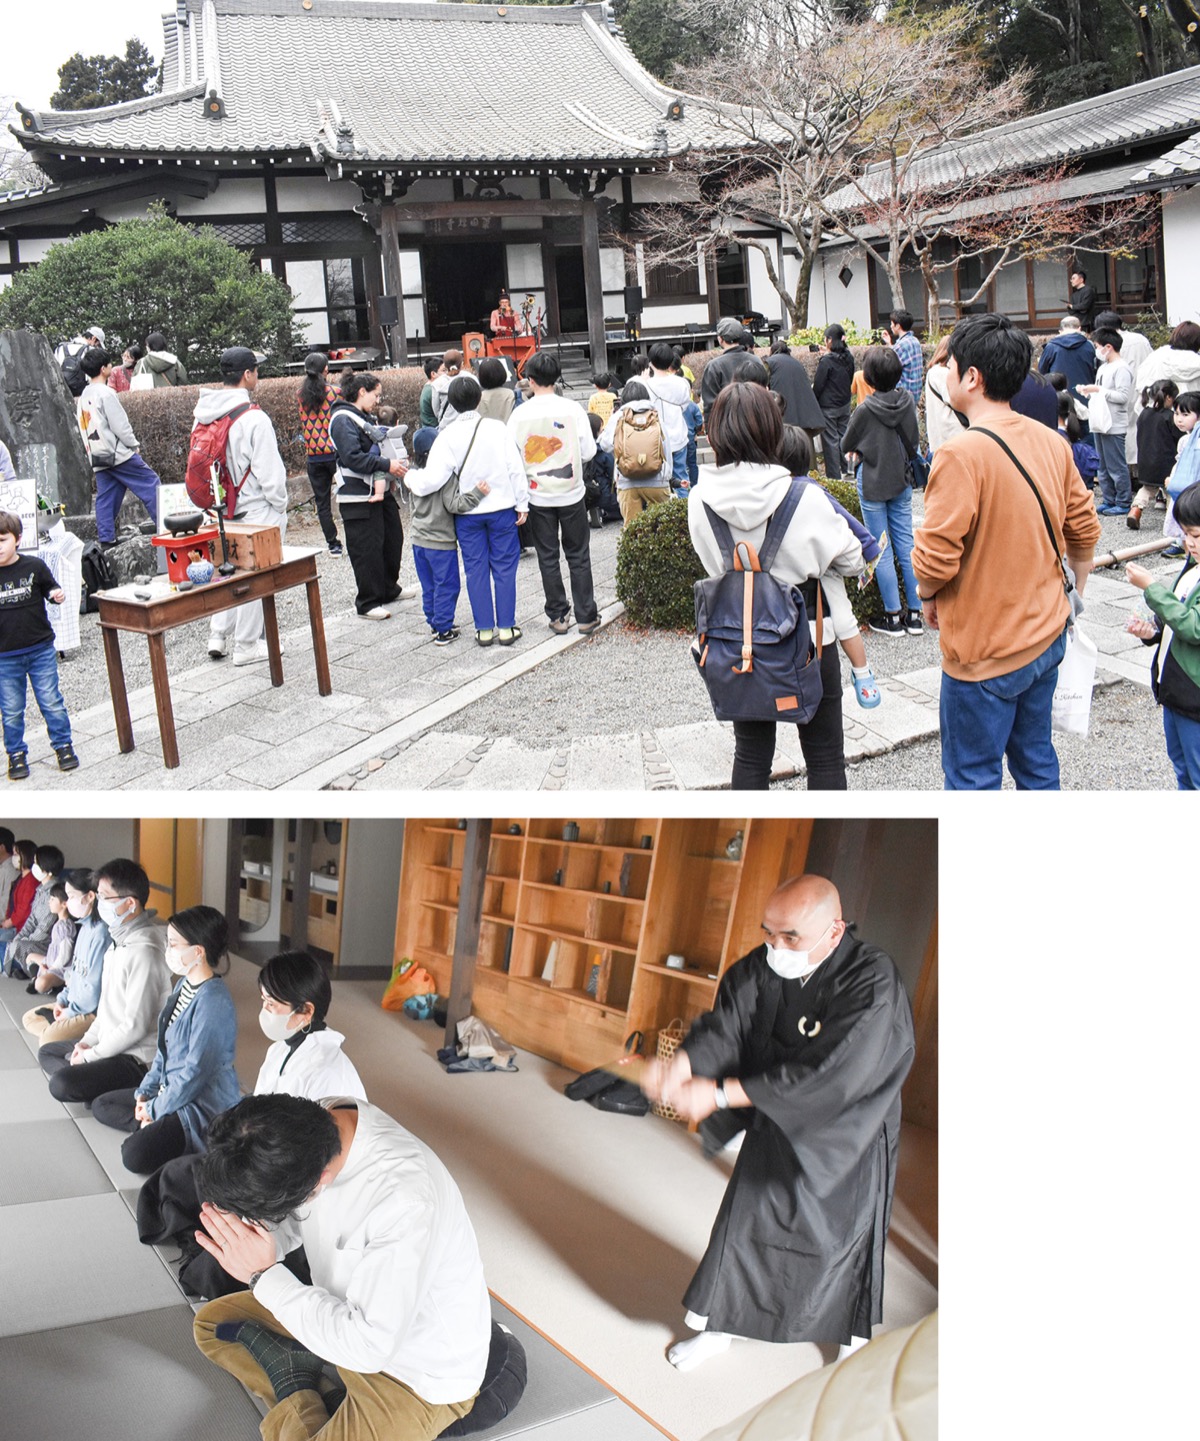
[1131,129,1200,182]
[826,64,1200,209]
[15,0,724,166]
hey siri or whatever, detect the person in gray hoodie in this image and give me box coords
[78,348,163,543]
[38,857,169,1105]
[133,331,190,388]
[196,348,289,666]
[841,346,923,639]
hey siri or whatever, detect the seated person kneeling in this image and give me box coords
[194,1094,490,1441]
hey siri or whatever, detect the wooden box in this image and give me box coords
[218,522,283,572]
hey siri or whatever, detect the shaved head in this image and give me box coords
[761,875,845,956]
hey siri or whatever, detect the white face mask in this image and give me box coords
[11,855,20,870]
[166,945,198,977]
[765,921,835,981]
[32,864,45,883]
[97,897,128,931]
[259,1007,302,1043]
[66,894,91,919]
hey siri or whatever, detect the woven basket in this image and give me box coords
[653,1017,689,1121]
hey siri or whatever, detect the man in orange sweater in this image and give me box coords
[912,313,1101,789]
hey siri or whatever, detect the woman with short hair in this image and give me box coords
[296,352,344,556]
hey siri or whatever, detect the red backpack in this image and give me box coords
[185,401,256,512]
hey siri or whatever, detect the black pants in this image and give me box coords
[40,1041,147,1102]
[731,642,847,790]
[820,405,852,480]
[305,457,340,545]
[91,1086,190,1175]
[342,493,404,613]
[528,499,597,624]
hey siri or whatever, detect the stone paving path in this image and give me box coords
[15,530,1160,792]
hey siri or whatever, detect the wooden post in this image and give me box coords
[443,818,492,1049]
[580,197,608,374]
[379,203,409,368]
[291,820,313,953]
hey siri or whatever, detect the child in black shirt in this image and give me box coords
[0,511,78,779]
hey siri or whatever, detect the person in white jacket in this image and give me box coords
[77,348,163,542]
[196,347,289,666]
[38,858,168,1103]
[194,1094,491,1439]
[689,382,864,791]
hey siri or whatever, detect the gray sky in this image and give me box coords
[4,3,168,122]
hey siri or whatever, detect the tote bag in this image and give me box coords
[1051,621,1098,737]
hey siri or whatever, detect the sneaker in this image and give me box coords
[7,751,30,781]
[55,744,79,771]
[232,640,270,666]
[853,669,881,709]
[903,609,924,636]
[207,632,229,659]
[869,613,905,638]
[496,626,522,646]
[433,630,457,647]
[1097,504,1126,516]
[1163,544,1185,558]
[577,618,601,636]
[548,616,572,635]
[357,607,392,621]
[328,541,344,556]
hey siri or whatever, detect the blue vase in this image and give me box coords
[186,559,215,585]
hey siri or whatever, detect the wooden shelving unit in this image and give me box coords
[395,817,814,1075]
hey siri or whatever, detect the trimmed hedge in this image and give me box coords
[115,366,428,484]
[615,497,706,630]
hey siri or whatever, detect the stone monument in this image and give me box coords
[0,328,92,517]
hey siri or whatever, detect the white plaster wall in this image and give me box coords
[0,275,11,292]
[0,241,8,263]
[399,250,422,294]
[13,236,69,263]
[404,298,428,339]
[274,177,362,213]
[174,177,267,215]
[642,300,709,329]
[810,249,871,331]
[600,247,626,291]
[1162,185,1200,324]
[96,200,157,223]
[746,242,783,322]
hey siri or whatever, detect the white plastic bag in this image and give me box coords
[1052,621,1098,737]
[129,372,154,392]
[1086,387,1114,434]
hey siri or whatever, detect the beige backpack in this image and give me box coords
[612,406,666,481]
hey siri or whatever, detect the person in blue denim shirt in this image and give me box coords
[92,905,241,1175]
[23,868,108,1045]
[889,310,925,401]
[0,511,78,780]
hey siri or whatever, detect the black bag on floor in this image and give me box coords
[564,1030,649,1116]
[79,540,117,613]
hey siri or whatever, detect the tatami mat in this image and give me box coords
[0,973,35,1022]
[0,1192,183,1336]
[0,1117,112,1205]
[0,1029,37,1067]
[0,1070,74,1125]
[72,1112,139,1192]
[0,1305,265,1441]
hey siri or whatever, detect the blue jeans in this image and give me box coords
[856,476,920,614]
[95,454,161,541]
[1163,707,1200,789]
[411,545,462,632]
[1094,431,1131,509]
[0,641,73,755]
[456,510,521,629]
[939,628,1068,790]
[671,449,690,497]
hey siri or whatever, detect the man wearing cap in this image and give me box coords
[194,348,288,666]
[56,326,106,398]
[701,319,753,413]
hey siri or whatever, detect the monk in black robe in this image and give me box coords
[641,874,915,1370]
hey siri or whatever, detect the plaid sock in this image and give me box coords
[214,1320,326,1401]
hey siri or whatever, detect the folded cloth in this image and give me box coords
[39,526,84,651]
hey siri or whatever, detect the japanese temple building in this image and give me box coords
[2,0,789,369]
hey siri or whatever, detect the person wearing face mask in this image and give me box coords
[640,874,915,1373]
[191,1094,490,1441]
[22,869,108,1044]
[136,949,366,1300]
[4,843,64,979]
[0,827,16,924]
[89,905,240,1175]
[0,837,38,970]
[37,858,169,1105]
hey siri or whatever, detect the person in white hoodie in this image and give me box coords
[689,382,864,791]
[136,949,366,1300]
[78,348,163,543]
[1078,326,1134,514]
[38,858,169,1104]
[196,347,289,666]
[641,342,693,495]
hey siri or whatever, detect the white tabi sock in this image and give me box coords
[667,1330,733,1371]
[837,1334,870,1361]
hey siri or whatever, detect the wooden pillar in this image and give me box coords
[580,196,608,373]
[379,203,409,367]
[290,820,313,953]
[443,818,492,1049]
[541,238,562,337]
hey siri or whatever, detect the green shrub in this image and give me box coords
[615,497,705,630]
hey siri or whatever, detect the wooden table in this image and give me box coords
[96,546,332,769]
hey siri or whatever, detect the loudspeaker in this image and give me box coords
[623,285,643,316]
[377,294,399,327]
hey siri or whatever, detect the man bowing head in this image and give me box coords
[641,875,915,1371]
